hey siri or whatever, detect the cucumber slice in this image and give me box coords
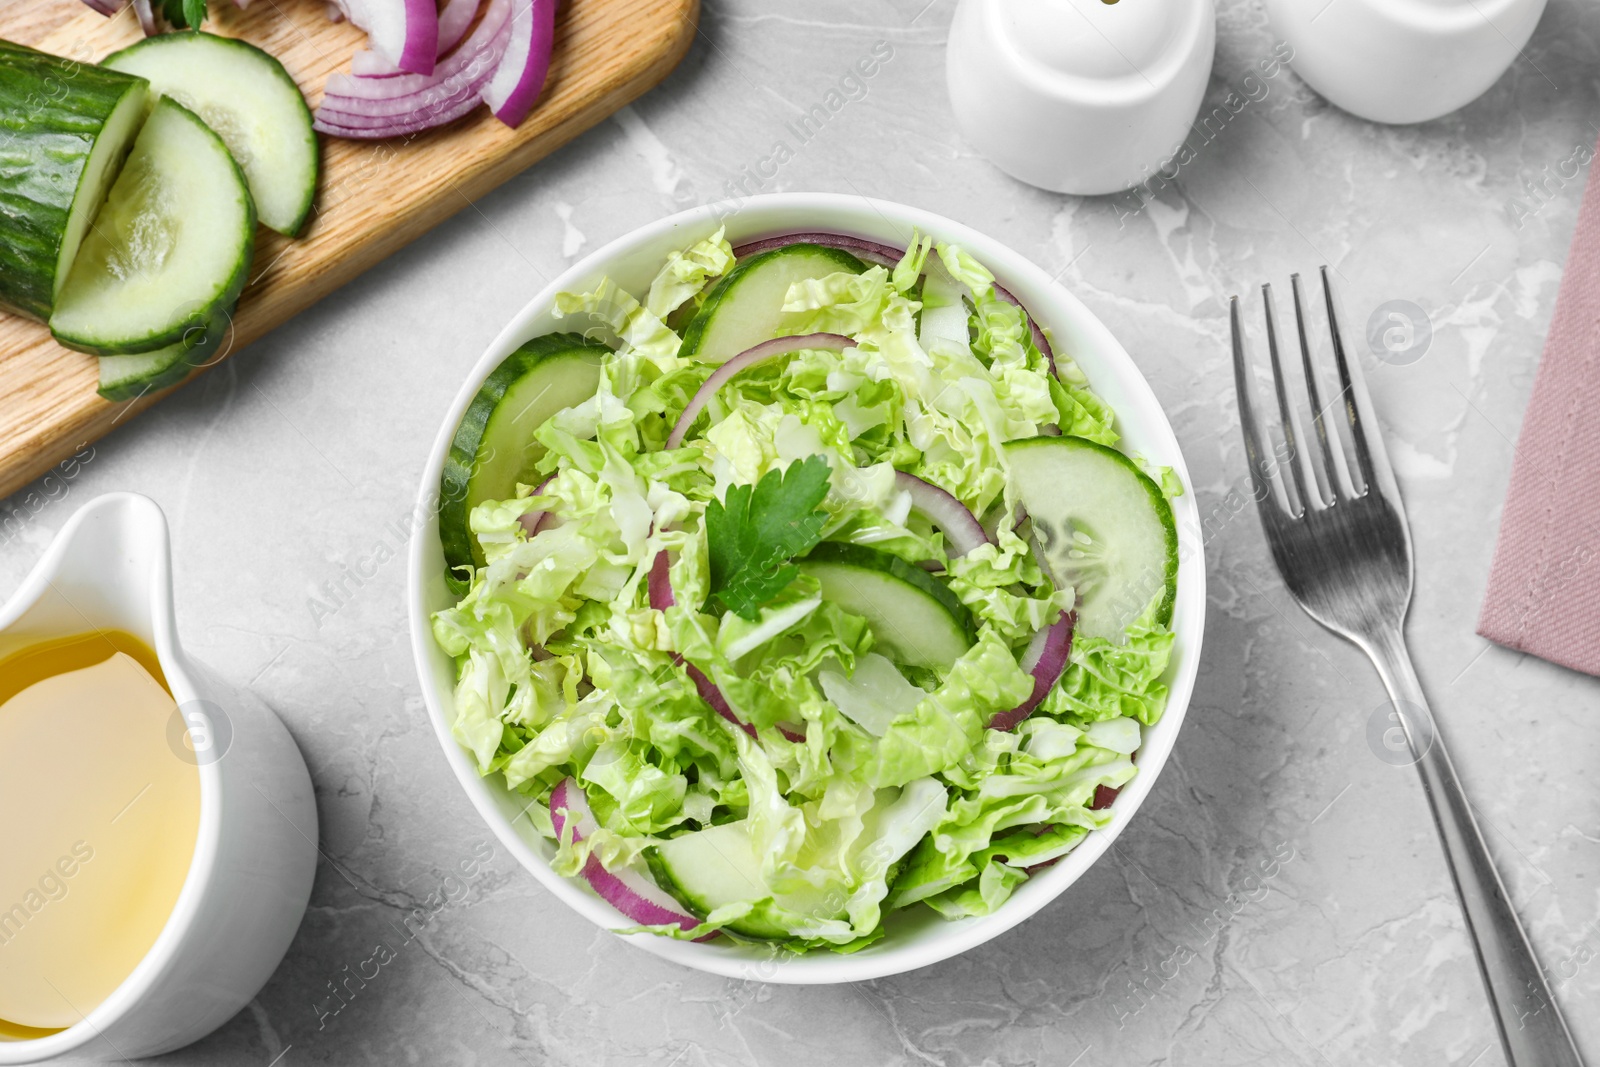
[439,333,612,587]
[681,244,865,364]
[104,31,318,236]
[0,42,149,321]
[1004,436,1178,641]
[798,542,974,671]
[96,308,230,401]
[651,820,834,939]
[49,97,255,356]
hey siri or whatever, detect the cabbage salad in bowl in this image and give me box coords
[430,227,1181,952]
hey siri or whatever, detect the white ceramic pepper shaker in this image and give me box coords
[946,0,1216,196]
[1264,0,1549,125]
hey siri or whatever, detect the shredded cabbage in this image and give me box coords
[432,229,1177,949]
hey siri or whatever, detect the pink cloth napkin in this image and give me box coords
[1478,132,1600,676]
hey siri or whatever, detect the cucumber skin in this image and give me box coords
[49,97,257,357]
[103,32,319,237]
[439,333,612,593]
[96,306,232,401]
[0,41,149,321]
[680,244,866,361]
[1007,435,1179,630]
[800,541,976,639]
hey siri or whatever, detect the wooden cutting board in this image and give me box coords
[0,0,696,501]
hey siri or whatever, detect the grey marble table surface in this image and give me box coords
[7,1,1600,1063]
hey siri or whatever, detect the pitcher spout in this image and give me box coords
[0,492,176,660]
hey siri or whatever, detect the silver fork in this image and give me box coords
[1230,268,1585,1067]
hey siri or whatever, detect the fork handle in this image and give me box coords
[1363,628,1585,1066]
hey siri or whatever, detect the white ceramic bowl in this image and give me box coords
[408,193,1205,983]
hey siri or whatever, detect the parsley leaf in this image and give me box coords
[705,455,831,621]
[162,0,206,28]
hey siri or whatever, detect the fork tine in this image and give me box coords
[1229,296,1282,515]
[1320,266,1401,501]
[1261,283,1311,514]
[1290,273,1342,504]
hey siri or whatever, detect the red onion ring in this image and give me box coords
[437,0,482,54]
[343,0,440,76]
[314,0,510,138]
[79,0,123,16]
[516,476,561,537]
[549,777,705,932]
[481,0,555,128]
[348,0,479,75]
[988,610,1075,731]
[647,548,675,610]
[666,332,853,449]
[132,0,156,34]
[684,663,755,738]
[731,232,905,270]
[648,551,757,739]
[894,471,990,559]
[992,282,1055,371]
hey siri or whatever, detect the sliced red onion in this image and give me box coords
[132,0,156,34]
[481,0,555,128]
[348,0,479,78]
[666,333,853,449]
[316,76,484,126]
[438,0,483,53]
[647,552,757,739]
[988,610,1075,731]
[349,49,403,76]
[343,0,440,76]
[732,232,905,270]
[314,0,510,139]
[516,476,560,537]
[549,778,704,932]
[80,0,123,16]
[776,721,806,743]
[648,550,675,610]
[895,472,990,559]
[993,281,1054,370]
[684,663,755,738]
[979,505,1028,543]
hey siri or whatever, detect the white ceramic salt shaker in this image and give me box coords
[946,0,1216,196]
[1264,0,1548,125]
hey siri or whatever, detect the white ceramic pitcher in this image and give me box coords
[0,493,316,1062]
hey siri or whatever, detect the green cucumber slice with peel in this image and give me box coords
[681,244,865,364]
[439,333,613,589]
[96,308,231,402]
[650,820,835,939]
[49,96,255,356]
[0,42,149,321]
[104,31,318,236]
[1004,435,1178,641]
[798,542,974,671]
